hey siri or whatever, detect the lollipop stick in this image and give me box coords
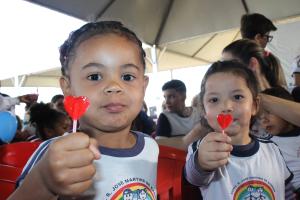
[72,120,77,133]
[222,129,225,135]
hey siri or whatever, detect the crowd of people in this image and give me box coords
[1,12,299,200]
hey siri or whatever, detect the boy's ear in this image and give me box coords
[60,76,72,96]
[254,34,261,43]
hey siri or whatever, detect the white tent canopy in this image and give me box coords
[1,0,300,87]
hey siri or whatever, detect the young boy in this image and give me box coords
[8,21,159,200]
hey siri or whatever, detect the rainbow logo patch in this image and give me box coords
[111,182,155,200]
[233,179,275,200]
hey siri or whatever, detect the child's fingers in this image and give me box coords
[63,149,96,168]
[59,165,97,185]
[208,158,229,168]
[54,132,91,151]
[206,151,230,162]
[89,138,101,159]
[205,132,232,144]
[58,179,94,196]
[210,142,233,153]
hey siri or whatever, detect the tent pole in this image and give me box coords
[150,45,162,119]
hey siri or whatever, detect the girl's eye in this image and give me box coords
[234,95,244,100]
[87,74,102,81]
[122,74,135,81]
[208,97,218,103]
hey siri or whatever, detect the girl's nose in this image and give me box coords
[104,81,123,94]
[222,100,233,113]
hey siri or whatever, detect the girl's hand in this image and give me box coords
[197,132,232,171]
[37,132,100,196]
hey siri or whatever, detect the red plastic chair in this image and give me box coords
[157,145,187,200]
[0,142,41,167]
[0,142,41,199]
[0,164,22,200]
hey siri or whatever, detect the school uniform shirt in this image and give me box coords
[18,131,159,200]
[184,137,293,200]
[156,107,200,137]
[269,127,300,193]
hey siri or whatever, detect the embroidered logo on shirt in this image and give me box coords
[233,178,275,200]
[110,182,155,200]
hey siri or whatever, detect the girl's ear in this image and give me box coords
[142,75,149,95]
[60,76,72,96]
[249,57,260,72]
[252,96,261,116]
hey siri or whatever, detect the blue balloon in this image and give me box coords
[0,112,17,143]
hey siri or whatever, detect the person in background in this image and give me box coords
[240,13,287,86]
[50,94,65,113]
[155,79,200,138]
[185,60,293,199]
[11,115,31,142]
[131,101,156,136]
[259,86,300,197]
[223,39,300,131]
[291,55,300,102]
[0,93,38,113]
[9,21,158,200]
[29,102,71,141]
[240,13,277,49]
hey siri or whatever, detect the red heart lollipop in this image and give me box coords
[217,113,233,131]
[64,96,90,120]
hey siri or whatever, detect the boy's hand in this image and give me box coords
[197,132,232,171]
[37,132,101,197]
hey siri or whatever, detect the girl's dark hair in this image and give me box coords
[59,21,146,76]
[199,60,259,130]
[223,39,281,87]
[51,94,64,103]
[29,102,67,140]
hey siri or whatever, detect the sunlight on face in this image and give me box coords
[61,34,148,134]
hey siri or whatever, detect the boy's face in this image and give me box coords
[259,110,292,135]
[60,34,148,134]
[163,89,185,113]
[203,72,258,144]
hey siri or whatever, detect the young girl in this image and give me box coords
[9,21,158,200]
[184,60,293,199]
[222,39,300,135]
[29,102,71,141]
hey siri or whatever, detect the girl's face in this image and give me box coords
[203,72,258,144]
[53,116,72,136]
[259,110,294,135]
[60,34,148,134]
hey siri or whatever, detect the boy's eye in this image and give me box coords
[208,97,218,103]
[122,74,135,81]
[234,95,244,100]
[87,74,102,81]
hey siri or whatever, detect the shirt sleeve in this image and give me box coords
[0,95,20,112]
[16,139,52,187]
[184,140,215,187]
[155,113,171,137]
